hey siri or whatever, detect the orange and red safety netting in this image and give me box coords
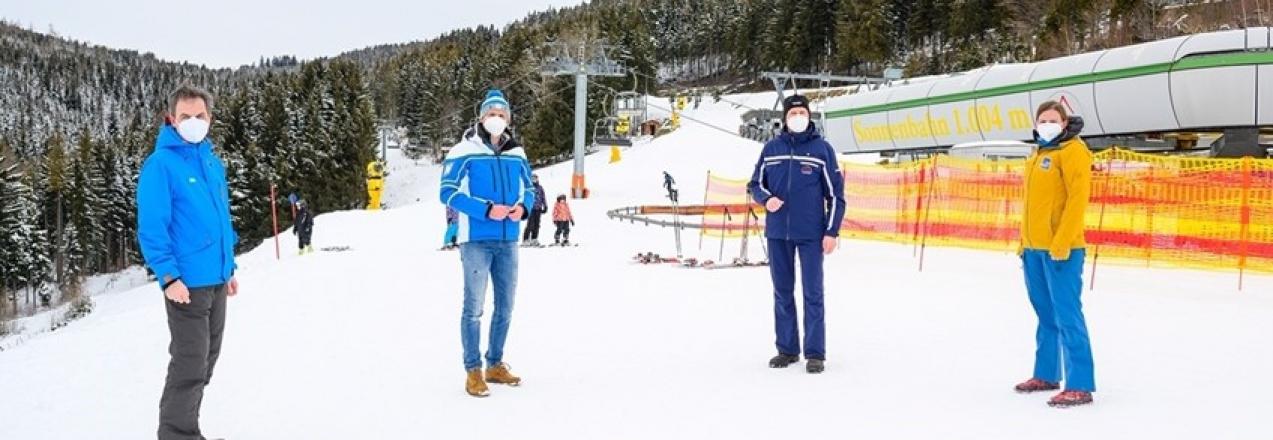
[838,149,1273,274]
[700,172,761,238]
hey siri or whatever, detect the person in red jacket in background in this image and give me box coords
[552,194,574,246]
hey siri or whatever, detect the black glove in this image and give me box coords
[571,220,576,226]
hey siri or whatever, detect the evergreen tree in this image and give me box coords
[836,0,894,72]
[0,140,22,299]
[11,166,52,304]
[41,135,69,285]
[63,132,107,280]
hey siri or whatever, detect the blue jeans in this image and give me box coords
[768,238,825,360]
[460,241,519,371]
[1023,249,1095,392]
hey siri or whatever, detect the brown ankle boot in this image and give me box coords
[465,368,490,397]
[485,363,522,386]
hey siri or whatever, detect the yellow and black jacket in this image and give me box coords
[1021,118,1092,261]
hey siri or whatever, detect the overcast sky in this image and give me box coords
[2,0,588,68]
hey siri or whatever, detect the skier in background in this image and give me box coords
[662,171,678,203]
[293,199,315,255]
[366,160,386,210]
[443,206,459,250]
[521,174,548,246]
[552,194,574,246]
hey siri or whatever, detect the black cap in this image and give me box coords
[783,94,810,116]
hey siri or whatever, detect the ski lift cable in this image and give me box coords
[589,80,755,141]
[624,67,764,113]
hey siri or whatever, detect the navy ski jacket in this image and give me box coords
[747,124,847,240]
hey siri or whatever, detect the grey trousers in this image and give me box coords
[158,284,227,440]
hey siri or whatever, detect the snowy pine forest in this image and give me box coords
[0,23,377,321]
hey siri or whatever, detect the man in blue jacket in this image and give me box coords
[440,89,535,397]
[747,94,846,374]
[137,85,239,439]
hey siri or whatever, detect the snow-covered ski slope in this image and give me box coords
[1,93,1271,439]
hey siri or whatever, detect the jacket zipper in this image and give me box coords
[492,137,509,241]
[784,138,795,240]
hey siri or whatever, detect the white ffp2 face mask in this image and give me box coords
[1035,122,1063,143]
[483,116,508,138]
[787,115,810,133]
[176,118,210,144]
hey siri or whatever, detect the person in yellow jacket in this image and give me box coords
[1013,100,1096,408]
[366,160,385,210]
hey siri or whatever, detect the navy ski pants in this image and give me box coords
[768,238,825,360]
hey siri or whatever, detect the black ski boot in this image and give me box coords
[769,354,800,368]
[806,358,825,374]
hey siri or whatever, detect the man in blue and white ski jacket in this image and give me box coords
[747,94,847,374]
[439,89,535,396]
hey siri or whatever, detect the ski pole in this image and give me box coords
[718,206,731,262]
[672,197,683,259]
[751,207,768,261]
[739,202,751,262]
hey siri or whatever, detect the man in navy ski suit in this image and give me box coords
[748,94,846,374]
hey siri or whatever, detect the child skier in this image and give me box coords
[552,194,574,246]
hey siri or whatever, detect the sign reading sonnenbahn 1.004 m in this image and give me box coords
[822,27,1273,153]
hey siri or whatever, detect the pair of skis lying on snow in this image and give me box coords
[438,242,579,251]
[632,252,768,269]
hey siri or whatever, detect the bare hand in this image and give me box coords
[508,205,526,221]
[765,197,784,212]
[489,205,511,220]
[228,277,239,297]
[165,280,191,304]
[823,236,838,256]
